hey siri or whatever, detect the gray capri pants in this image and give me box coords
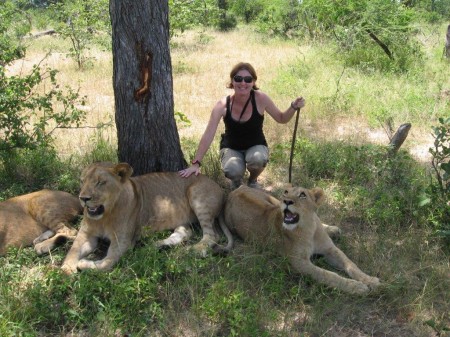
[220,145,269,182]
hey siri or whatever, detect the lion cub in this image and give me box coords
[218,185,380,294]
[0,190,82,256]
[62,162,225,274]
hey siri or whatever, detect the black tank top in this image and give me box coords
[220,90,268,150]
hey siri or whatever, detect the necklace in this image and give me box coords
[231,92,252,121]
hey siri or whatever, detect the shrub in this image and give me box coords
[1,1,87,184]
[420,117,450,243]
[49,0,110,69]
[169,0,221,37]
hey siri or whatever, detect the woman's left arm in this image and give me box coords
[259,91,305,124]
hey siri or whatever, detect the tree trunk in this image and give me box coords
[218,0,227,12]
[388,123,411,155]
[110,0,186,175]
[445,24,450,58]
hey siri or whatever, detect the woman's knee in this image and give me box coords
[246,147,269,169]
[247,156,267,169]
[221,150,246,180]
[223,161,246,180]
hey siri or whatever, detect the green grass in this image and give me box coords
[268,40,450,129]
[1,227,447,336]
[273,138,427,227]
[1,136,449,336]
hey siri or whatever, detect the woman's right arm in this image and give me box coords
[178,99,226,177]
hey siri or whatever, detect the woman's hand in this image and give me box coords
[291,97,305,110]
[178,165,200,178]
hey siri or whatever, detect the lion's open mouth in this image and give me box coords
[283,209,299,224]
[86,205,105,218]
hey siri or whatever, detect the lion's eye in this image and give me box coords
[97,180,106,186]
[299,192,307,199]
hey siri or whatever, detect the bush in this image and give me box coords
[0,135,118,201]
[1,1,87,181]
[49,0,110,69]
[218,13,237,31]
[229,0,265,23]
[169,0,222,37]
[420,117,450,243]
[254,0,303,38]
[0,147,61,193]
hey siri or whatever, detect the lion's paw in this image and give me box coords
[191,242,209,258]
[77,259,97,270]
[365,276,381,289]
[327,226,342,240]
[61,263,77,275]
[33,237,43,245]
[33,230,54,245]
[347,281,370,294]
[34,242,52,256]
[154,240,171,251]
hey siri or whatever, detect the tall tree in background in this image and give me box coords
[109,0,186,175]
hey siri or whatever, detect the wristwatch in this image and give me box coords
[192,159,201,166]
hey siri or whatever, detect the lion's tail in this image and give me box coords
[212,211,234,256]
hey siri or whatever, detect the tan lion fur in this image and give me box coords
[62,162,225,274]
[217,185,380,294]
[0,190,82,256]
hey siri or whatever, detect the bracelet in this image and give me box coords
[192,159,201,167]
[291,101,297,110]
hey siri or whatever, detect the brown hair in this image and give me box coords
[227,62,259,90]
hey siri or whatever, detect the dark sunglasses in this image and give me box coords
[233,75,253,83]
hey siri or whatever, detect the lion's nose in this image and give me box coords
[79,196,91,203]
[284,199,293,206]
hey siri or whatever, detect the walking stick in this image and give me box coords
[288,107,301,184]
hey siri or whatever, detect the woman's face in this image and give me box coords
[232,69,254,96]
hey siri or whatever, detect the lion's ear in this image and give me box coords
[310,187,325,206]
[114,163,133,181]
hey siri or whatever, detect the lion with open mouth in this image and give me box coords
[61,162,226,274]
[216,185,380,294]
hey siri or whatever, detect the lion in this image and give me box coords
[61,162,225,274]
[216,185,380,294]
[0,190,82,256]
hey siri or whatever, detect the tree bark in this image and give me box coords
[110,0,186,175]
[388,123,411,155]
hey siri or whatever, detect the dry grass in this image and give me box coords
[8,35,115,157]
[170,28,301,136]
[10,27,304,159]
[9,26,441,164]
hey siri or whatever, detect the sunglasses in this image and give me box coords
[233,75,253,83]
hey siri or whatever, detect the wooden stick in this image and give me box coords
[289,108,301,183]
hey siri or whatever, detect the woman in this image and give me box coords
[178,62,305,189]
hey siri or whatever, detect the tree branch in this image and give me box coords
[366,29,394,60]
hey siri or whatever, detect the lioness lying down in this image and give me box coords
[217,185,380,294]
[0,190,82,256]
[61,162,225,274]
